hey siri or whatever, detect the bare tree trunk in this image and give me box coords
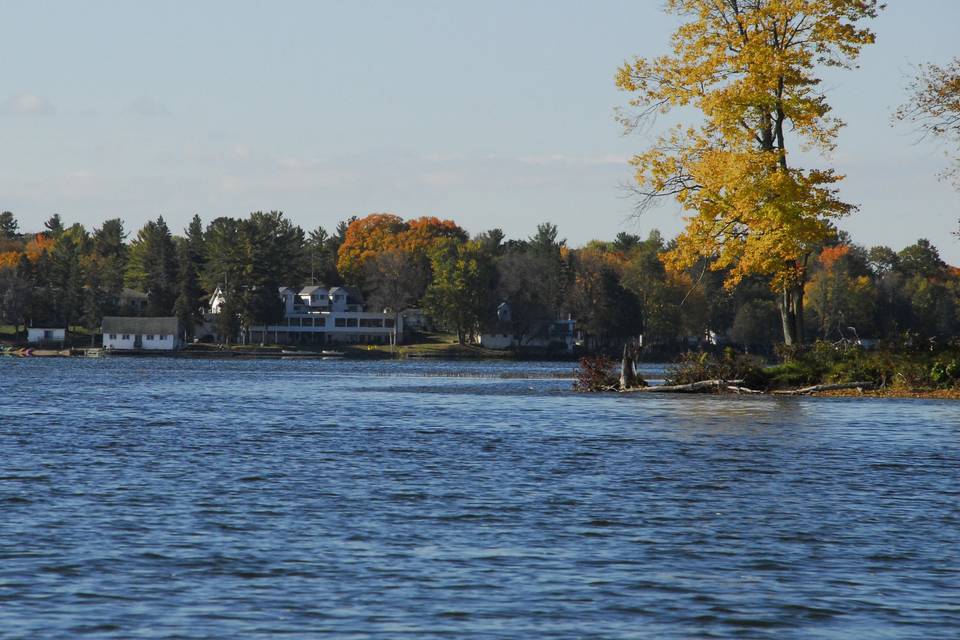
[779,284,805,346]
[779,288,796,346]
[794,285,804,346]
[619,344,637,390]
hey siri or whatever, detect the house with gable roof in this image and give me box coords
[210,284,402,346]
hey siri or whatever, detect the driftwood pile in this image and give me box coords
[621,379,874,395]
[588,343,876,395]
[614,348,875,395]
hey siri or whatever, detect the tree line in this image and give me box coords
[1,209,957,351]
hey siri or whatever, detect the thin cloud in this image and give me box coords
[1,93,55,115]
[123,96,170,117]
[517,153,629,167]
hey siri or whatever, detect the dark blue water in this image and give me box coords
[1,358,958,639]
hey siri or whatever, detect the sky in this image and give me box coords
[2,0,958,262]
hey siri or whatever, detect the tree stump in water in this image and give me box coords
[619,343,646,390]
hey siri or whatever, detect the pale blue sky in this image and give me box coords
[2,1,958,261]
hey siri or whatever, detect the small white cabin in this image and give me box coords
[101,317,182,351]
[27,327,66,345]
[478,318,576,353]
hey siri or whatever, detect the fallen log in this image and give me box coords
[772,381,875,396]
[622,379,744,393]
[727,385,765,394]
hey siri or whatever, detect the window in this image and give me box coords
[346,318,358,327]
[122,334,130,340]
[109,334,117,340]
[146,335,154,340]
[159,335,167,340]
[359,318,383,328]
[315,317,325,327]
[335,318,346,327]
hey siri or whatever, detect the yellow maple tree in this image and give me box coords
[616,0,881,344]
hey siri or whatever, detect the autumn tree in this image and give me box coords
[569,244,642,349]
[336,214,467,288]
[619,231,710,348]
[805,244,876,339]
[423,239,497,344]
[365,248,431,343]
[616,0,881,345]
[895,57,960,188]
[336,214,407,284]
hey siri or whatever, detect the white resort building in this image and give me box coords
[209,285,403,346]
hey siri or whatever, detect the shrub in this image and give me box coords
[764,361,819,388]
[930,358,960,388]
[575,355,619,391]
[666,349,767,388]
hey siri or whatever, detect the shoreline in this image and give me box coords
[4,349,957,399]
[0,346,580,362]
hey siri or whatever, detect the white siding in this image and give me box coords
[103,333,179,350]
[250,311,401,344]
[27,328,65,344]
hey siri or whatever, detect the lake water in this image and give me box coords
[1,357,958,638]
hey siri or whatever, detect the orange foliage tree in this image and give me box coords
[805,244,876,339]
[0,233,54,270]
[336,214,467,285]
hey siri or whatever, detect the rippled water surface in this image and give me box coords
[1,357,958,638]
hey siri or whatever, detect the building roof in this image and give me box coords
[329,285,364,303]
[299,285,327,295]
[102,316,180,335]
